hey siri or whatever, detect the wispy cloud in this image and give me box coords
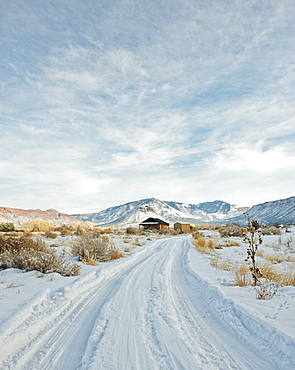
[0,0,294,213]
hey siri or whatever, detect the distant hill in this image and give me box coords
[0,207,82,227]
[228,196,295,225]
[72,198,247,227]
[2,196,293,229]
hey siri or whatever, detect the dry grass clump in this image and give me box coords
[280,272,295,286]
[132,237,144,246]
[232,264,252,287]
[223,239,241,247]
[164,229,180,236]
[71,233,123,264]
[255,249,265,258]
[123,237,132,244]
[0,234,80,276]
[219,225,246,238]
[192,237,216,254]
[255,264,295,287]
[97,227,117,234]
[218,258,232,271]
[126,227,138,234]
[44,231,59,239]
[210,253,232,271]
[192,231,204,239]
[260,226,281,235]
[100,234,110,242]
[22,220,54,232]
[259,264,280,281]
[124,246,133,253]
[263,252,295,264]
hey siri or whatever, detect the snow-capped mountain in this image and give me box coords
[73,198,246,227]
[228,196,295,225]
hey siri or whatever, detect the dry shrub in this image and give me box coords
[210,252,221,268]
[192,231,204,239]
[207,239,216,249]
[260,264,280,281]
[22,220,54,232]
[123,237,132,244]
[261,226,281,235]
[54,225,74,232]
[210,253,233,271]
[192,237,216,254]
[281,272,295,286]
[85,258,97,266]
[286,255,295,263]
[219,225,246,238]
[73,222,94,233]
[259,264,295,286]
[264,253,289,264]
[54,225,74,236]
[99,227,116,234]
[232,264,252,286]
[44,231,59,239]
[72,233,123,263]
[126,227,138,234]
[109,247,124,260]
[132,237,144,246]
[0,234,80,276]
[255,249,265,258]
[266,242,281,251]
[256,281,278,300]
[223,239,241,247]
[0,223,15,232]
[196,237,206,247]
[61,229,73,236]
[233,271,252,287]
[218,259,232,271]
[101,235,110,242]
[165,229,180,235]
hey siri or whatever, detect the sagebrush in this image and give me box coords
[72,233,123,263]
[0,235,80,276]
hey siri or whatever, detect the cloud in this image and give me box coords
[213,142,295,172]
[0,0,294,212]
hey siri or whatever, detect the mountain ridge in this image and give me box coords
[73,196,295,227]
[0,207,82,227]
[1,196,293,228]
[72,198,248,227]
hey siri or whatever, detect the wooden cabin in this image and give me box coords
[139,217,169,231]
[174,222,192,233]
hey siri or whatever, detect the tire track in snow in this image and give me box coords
[0,237,294,369]
[0,240,167,370]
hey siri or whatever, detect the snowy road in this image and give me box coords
[0,237,294,369]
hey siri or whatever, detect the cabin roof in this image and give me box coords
[139,217,169,226]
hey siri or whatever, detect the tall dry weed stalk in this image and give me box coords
[244,216,263,286]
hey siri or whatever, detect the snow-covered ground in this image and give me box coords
[0,230,294,369]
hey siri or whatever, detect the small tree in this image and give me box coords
[244,214,262,286]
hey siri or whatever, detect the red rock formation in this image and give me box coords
[0,207,82,227]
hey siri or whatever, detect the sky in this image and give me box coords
[0,0,294,214]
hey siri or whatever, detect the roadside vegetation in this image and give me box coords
[0,234,80,276]
[192,221,295,299]
[71,233,123,265]
[0,222,148,274]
